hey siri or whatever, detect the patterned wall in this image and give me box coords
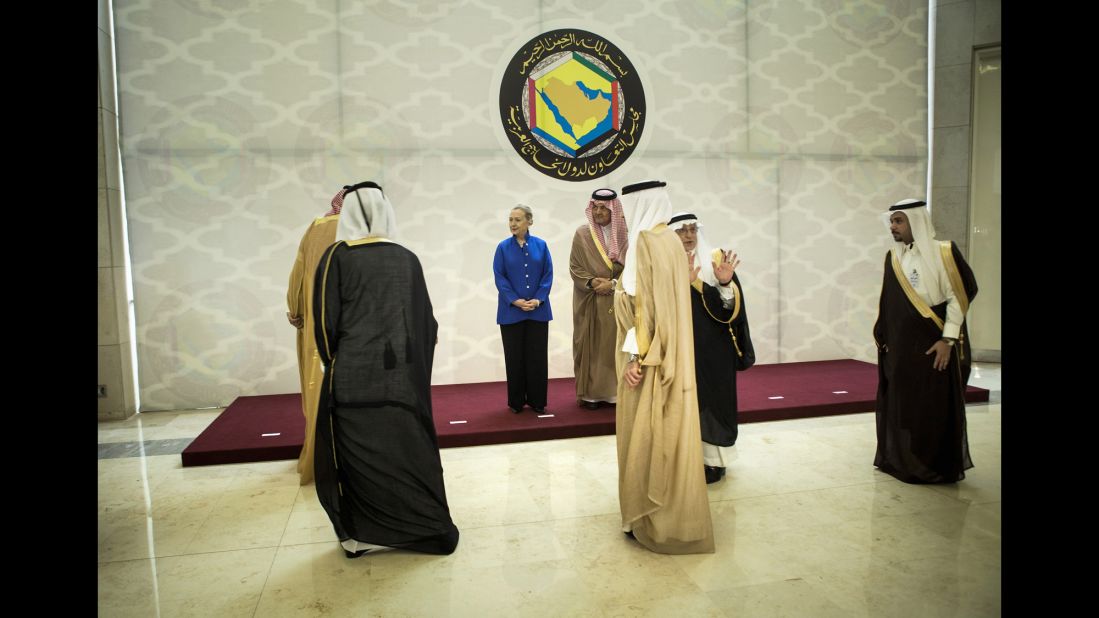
[114,0,927,411]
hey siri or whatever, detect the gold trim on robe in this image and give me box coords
[346,236,392,246]
[693,271,745,357]
[889,250,945,330]
[939,240,971,315]
[589,225,614,271]
[318,241,346,359]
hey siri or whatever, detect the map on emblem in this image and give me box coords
[500,29,646,181]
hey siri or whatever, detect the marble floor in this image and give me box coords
[98,364,1001,617]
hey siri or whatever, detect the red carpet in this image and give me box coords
[181,359,990,466]
[180,394,305,467]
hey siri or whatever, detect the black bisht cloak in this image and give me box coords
[690,272,750,447]
[312,239,458,554]
[873,241,979,484]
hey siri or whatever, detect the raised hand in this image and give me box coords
[712,249,740,285]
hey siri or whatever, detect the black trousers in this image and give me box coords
[499,320,549,410]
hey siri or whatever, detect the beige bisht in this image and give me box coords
[286,205,340,485]
[613,181,714,554]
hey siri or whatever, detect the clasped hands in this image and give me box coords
[512,298,541,312]
[588,277,615,295]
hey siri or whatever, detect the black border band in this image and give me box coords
[621,180,666,195]
[888,200,926,211]
[668,212,697,225]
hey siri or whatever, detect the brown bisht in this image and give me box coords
[569,224,624,403]
[312,238,458,554]
[873,240,979,484]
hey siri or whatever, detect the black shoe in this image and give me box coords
[580,401,600,410]
[344,548,371,559]
[510,406,522,414]
[704,465,726,485]
[533,406,546,414]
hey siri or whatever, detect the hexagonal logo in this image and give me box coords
[500,29,645,181]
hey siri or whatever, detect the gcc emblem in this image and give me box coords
[500,29,646,181]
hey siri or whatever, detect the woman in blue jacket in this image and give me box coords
[493,204,553,413]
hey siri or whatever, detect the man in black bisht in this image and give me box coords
[668,212,752,485]
[312,182,459,557]
[873,198,978,484]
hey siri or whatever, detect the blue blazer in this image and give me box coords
[493,233,553,325]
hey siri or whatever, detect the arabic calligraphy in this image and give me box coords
[508,105,644,178]
[520,32,628,77]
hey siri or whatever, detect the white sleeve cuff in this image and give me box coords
[621,327,639,355]
[941,323,961,340]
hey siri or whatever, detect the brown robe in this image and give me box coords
[614,223,714,554]
[873,240,978,484]
[286,214,338,485]
[570,224,624,402]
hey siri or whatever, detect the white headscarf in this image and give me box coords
[882,199,947,304]
[336,185,398,242]
[619,182,673,296]
[668,212,718,287]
